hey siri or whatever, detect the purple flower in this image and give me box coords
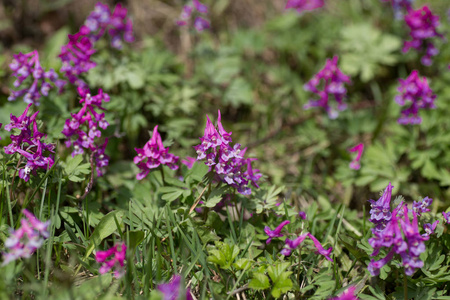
[368,183,394,231]
[403,6,444,66]
[62,87,110,176]
[285,0,324,13]
[304,56,351,119]
[422,220,439,237]
[2,209,50,266]
[4,104,55,182]
[181,156,196,169]
[176,0,211,32]
[95,243,127,278]
[157,275,193,300]
[8,50,66,105]
[298,211,307,219]
[280,233,333,261]
[329,286,358,300]
[134,125,179,180]
[348,143,364,170]
[380,0,413,19]
[412,196,432,216]
[264,220,290,244]
[443,211,450,224]
[194,110,261,195]
[395,70,436,125]
[60,2,134,86]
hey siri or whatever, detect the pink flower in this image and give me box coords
[304,56,351,118]
[176,0,211,32]
[2,209,50,266]
[134,125,179,180]
[348,143,364,170]
[95,243,127,278]
[264,220,290,244]
[329,286,359,300]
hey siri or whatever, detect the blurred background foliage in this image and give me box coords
[0,0,450,215]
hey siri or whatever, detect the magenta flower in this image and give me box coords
[2,209,50,266]
[380,0,413,19]
[403,6,444,66]
[264,220,290,244]
[280,233,333,261]
[157,275,193,300]
[176,0,210,31]
[95,243,127,278]
[60,2,134,86]
[285,0,324,14]
[9,50,66,105]
[298,211,307,219]
[304,56,351,119]
[4,104,55,182]
[194,110,262,195]
[134,125,179,180]
[395,70,436,125]
[329,286,359,300]
[368,183,394,231]
[62,87,110,176]
[348,143,364,170]
[422,220,439,237]
[181,156,196,169]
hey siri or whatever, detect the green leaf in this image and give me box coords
[207,242,240,269]
[248,273,270,291]
[271,272,293,298]
[63,155,91,182]
[84,210,125,259]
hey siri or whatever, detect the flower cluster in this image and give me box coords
[2,209,50,266]
[60,2,134,87]
[394,70,436,125]
[8,50,66,105]
[95,243,127,278]
[134,125,179,180]
[442,212,450,224]
[4,104,55,182]
[285,0,324,14]
[348,143,364,170]
[381,0,413,19]
[280,232,333,261]
[403,6,444,66]
[157,275,193,300]
[411,196,432,216]
[368,183,394,232]
[84,2,134,49]
[304,56,352,119]
[62,87,110,176]
[194,110,262,195]
[368,205,429,276]
[176,0,210,32]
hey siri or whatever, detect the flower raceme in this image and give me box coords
[304,56,352,119]
[194,110,262,195]
[95,243,127,278]
[285,0,324,14]
[2,209,50,266]
[403,6,444,66]
[176,0,211,32]
[368,182,394,231]
[62,87,110,176]
[134,125,179,180]
[157,275,193,300]
[9,50,66,105]
[4,104,55,182]
[348,143,364,170]
[60,2,134,87]
[395,70,436,125]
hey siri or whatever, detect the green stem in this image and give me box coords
[404,270,408,300]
